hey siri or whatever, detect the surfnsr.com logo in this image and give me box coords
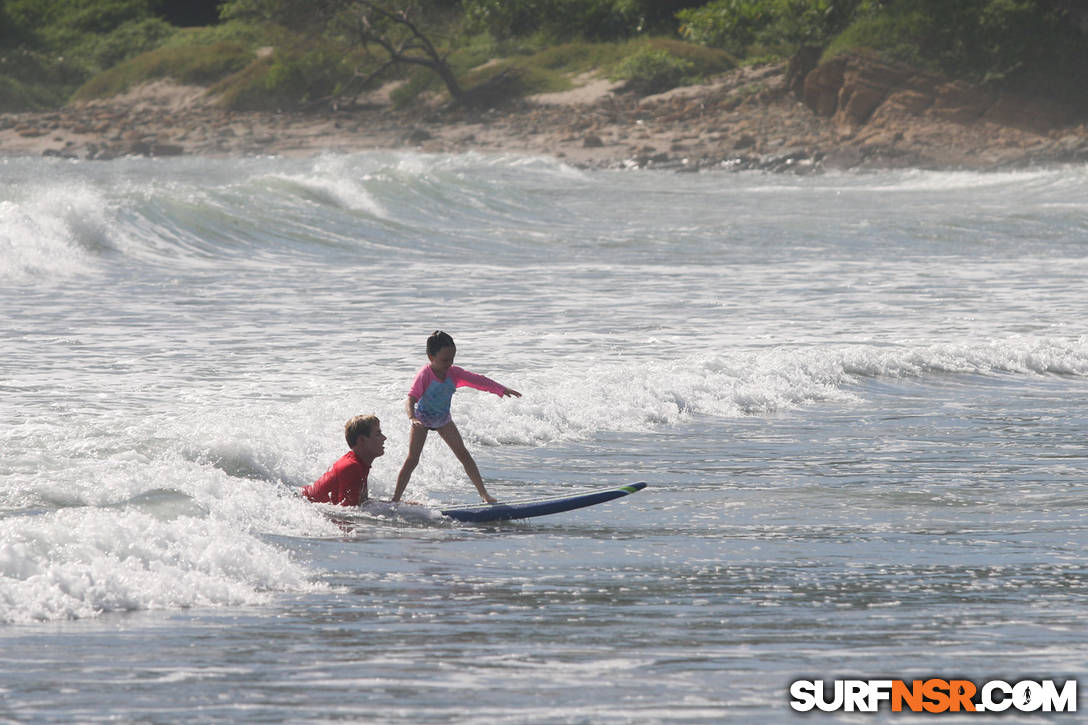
[789,679,1078,714]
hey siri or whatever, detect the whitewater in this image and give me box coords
[1,152,1086,722]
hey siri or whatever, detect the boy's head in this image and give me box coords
[345,415,384,459]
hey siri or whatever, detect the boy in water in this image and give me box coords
[302,414,386,506]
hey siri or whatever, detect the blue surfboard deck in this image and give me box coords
[440,482,647,523]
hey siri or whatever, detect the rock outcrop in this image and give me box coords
[785,50,1088,169]
[798,51,1078,135]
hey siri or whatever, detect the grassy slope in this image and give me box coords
[4,4,1084,115]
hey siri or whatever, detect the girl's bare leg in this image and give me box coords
[393,425,428,501]
[437,422,496,503]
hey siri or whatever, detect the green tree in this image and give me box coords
[833,0,1087,85]
[342,1,467,102]
[678,0,866,57]
[463,0,706,41]
[221,0,468,103]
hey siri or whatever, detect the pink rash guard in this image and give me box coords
[409,364,506,428]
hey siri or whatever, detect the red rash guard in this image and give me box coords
[301,451,370,506]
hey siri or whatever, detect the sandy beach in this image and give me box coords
[3,59,1087,171]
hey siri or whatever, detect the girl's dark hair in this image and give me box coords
[427,330,455,357]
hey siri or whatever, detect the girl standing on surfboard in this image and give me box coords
[392,331,521,504]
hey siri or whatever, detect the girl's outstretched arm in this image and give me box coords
[450,366,519,398]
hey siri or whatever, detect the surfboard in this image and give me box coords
[440,482,647,523]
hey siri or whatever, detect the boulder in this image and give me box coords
[930,81,994,122]
[149,142,185,157]
[839,58,915,119]
[883,89,934,115]
[801,57,846,118]
[984,93,1073,134]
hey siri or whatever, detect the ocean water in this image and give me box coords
[1,152,1086,723]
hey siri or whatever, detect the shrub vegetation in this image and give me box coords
[0,0,1084,113]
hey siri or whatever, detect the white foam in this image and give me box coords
[0,395,351,624]
[0,508,325,624]
[0,185,114,281]
[837,337,1088,378]
[448,336,1088,450]
[263,154,390,218]
[799,166,1081,195]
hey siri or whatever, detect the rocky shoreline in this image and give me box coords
[3,56,1087,172]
